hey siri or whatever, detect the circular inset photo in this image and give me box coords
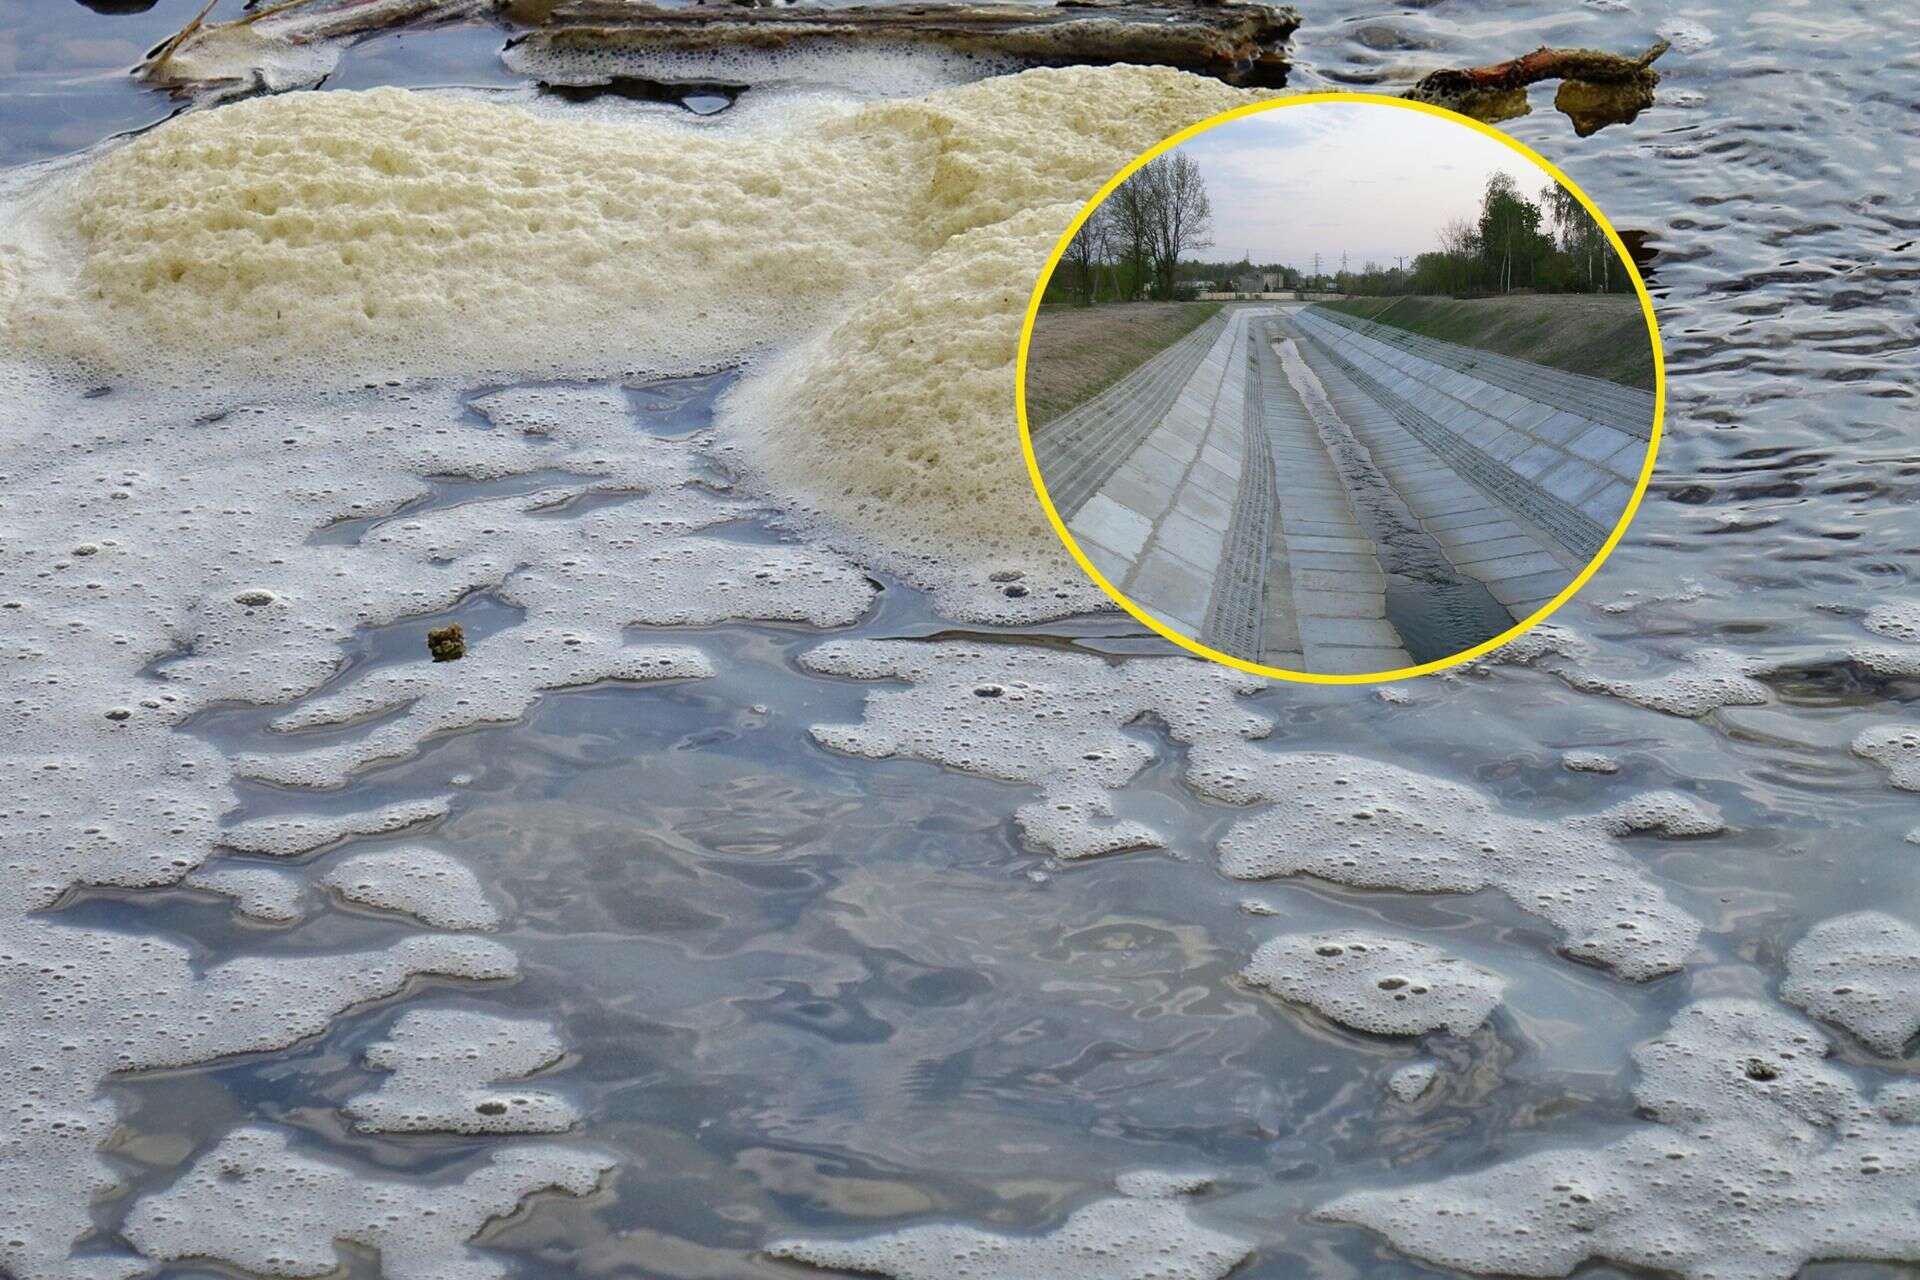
[1018,95,1661,682]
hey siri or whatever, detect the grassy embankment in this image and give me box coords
[1320,295,1655,390]
[1024,301,1221,427]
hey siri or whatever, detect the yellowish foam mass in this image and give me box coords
[2,65,1258,595]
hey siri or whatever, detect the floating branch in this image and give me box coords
[1404,40,1671,136]
[138,0,482,94]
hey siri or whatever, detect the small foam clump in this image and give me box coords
[1482,630,1775,719]
[1781,911,1920,1055]
[184,865,307,923]
[1320,997,1920,1280]
[219,797,452,858]
[347,1009,578,1135]
[124,1126,610,1280]
[322,847,500,931]
[800,640,1269,859]
[1208,754,1702,981]
[1388,1061,1441,1102]
[1583,791,1725,838]
[1561,750,1620,774]
[769,1170,1251,1280]
[1864,602,1920,644]
[1565,647,1771,717]
[1242,930,1504,1037]
[1852,723,1920,791]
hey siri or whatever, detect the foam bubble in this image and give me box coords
[1561,750,1620,774]
[184,865,308,923]
[1782,911,1920,1055]
[347,1008,578,1134]
[769,1171,1252,1280]
[800,640,1269,859]
[1387,1061,1441,1102]
[322,847,500,930]
[1320,996,1920,1280]
[1853,723,1920,791]
[2,69,1257,602]
[1210,754,1702,981]
[1243,931,1504,1037]
[124,1126,611,1280]
[1583,791,1725,838]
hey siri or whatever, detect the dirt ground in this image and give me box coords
[1024,301,1222,426]
[1323,295,1656,389]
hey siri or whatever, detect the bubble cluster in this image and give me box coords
[347,1008,579,1135]
[322,848,500,931]
[1387,1061,1441,1102]
[1242,930,1505,1037]
[1321,997,1920,1279]
[1211,753,1703,981]
[124,1126,611,1280]
[1782,911,1920,1055]
[770,1170,1252,1280]
[2,68,1259,608]
[801,640,1270,859]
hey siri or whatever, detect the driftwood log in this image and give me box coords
[141,0,1298,91]
[138,0,1667,136]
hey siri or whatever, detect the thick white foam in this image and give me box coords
[1,69,1258,613]
[1321,996,1920,1279]
[323,847,501,930]
[801,640,1269,859]
[1243,930,1504,1037]
[770,1171,1252,1280]
[347,1008,579,1134]
[1209,753,1703,981]
[124,1126,611,1280]
[1782,911,1920,1055]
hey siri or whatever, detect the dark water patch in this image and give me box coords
[1283,349,1517,663]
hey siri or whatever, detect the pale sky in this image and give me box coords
[1176,102,1554,270]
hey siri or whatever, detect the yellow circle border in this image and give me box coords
[1014,91,1665,685]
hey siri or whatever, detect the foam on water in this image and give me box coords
[124,1126,611,1280]
[803,640,1270,859]
[1387,1061,1441,1102]
[1320,994,1920,1279]
[322,847,501,930]
[1781,911,1920,1056]
[347,1008,579,1135]
[770,1171,1253,1280]
[1242,930,1505,1037]
[1208,753,1703,981]
[0,68,1257,610]
[184,863,309,922]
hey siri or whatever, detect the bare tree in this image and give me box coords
[1437,217,1477,295]
[1060,206,1109,305]
[1105,168,1157,300]
[1139,153,1213,300]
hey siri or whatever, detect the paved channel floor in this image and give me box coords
[1028,303,1651,672]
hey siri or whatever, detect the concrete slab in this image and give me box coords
[1069,493,1153,560]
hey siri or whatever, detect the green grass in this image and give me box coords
[1319,295,1655,390]
[1025,302,1222,427]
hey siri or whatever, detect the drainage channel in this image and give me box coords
[1273,338,1515,664]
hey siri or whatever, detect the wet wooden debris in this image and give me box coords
[1404,40,1670,136]
[503,0,1298,88]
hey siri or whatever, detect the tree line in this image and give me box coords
[1053,152,1214,304]
[1346,171,1630,298]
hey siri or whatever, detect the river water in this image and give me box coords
[5,2,1920,1278]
